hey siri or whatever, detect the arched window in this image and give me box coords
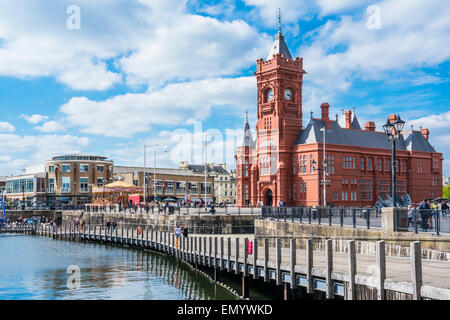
[361,157,365,170]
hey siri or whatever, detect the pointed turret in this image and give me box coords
[266,9,293,60]
[241,111,256,148]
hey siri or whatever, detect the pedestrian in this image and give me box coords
[182,226,189,238]
[407,203,416,227]
[431,202,439,228]
[419,199,431,230]
[175,225,182,249]
[442,201,449,219]
[112,221,117,231]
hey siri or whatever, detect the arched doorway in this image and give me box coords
[265,189,273,207]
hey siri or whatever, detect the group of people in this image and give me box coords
[105,221,117,232]
[408,199,449,230]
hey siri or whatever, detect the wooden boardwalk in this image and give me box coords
[13,224,450,300]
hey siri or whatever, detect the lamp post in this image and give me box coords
[144,144,158,206]
[310,159,321,206]
[153,148,167,205]
[203,132,221,211]
[382,115,405,207]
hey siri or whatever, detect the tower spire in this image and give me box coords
[266,8,293,60]
[278,7,281,34]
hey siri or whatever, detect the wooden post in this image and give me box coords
[411,241,422,300]
[290,238,296,289]
[150,228,154,248]
[253,238,258,280]
[227,237,231,272]
[235,237,240,275]
[199,237,203,265]
[264,238,269,282]
[126,228,129,245]
[214,237,218,270]
[326,239,333,299]
[244,238,248,277]
[276,238,281,285]
[242,273,250,299]
[115,226,118,244]
[190,237,194,263]
[377,241,386,300]
[347,240,356,300]
[140,227,144,247]
[220,237,224,271]
[195,237,198,267]
[209,237,212,267]
[203,237,207,266]
[307,238,313,294]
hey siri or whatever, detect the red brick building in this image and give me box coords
[236,27,443,207]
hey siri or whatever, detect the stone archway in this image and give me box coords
[265,189,273,207]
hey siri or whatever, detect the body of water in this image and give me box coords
[0,234,237,300]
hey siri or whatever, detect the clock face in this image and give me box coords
[266,89,274,101]
[284,89,293,101]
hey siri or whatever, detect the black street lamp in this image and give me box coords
[310,159,321,206]
[382,115,405,207]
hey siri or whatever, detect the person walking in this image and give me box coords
[442,201,449,219]
[407,203,416,227]
[182,226,189,238]
[419,199,431,230]
[175,225,182,249]
[431,202,439,229]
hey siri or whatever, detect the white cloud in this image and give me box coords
[119,15,270,87]
[296,0,450,103]
[316,0,373,15]
[0,133,89,175]
[0,0,270,91]
[34,121,65,133]
[20,114,49,124]
[59,77,256,138]
[408,110,450,175]
[0,122,15,133]
[243,0,317,26]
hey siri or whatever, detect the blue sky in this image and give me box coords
[0,0,449,176]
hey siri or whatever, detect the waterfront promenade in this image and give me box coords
[28,223,450,300]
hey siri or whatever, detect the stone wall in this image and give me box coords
[62,211,257,234]
[255,219,450,261]
[5,210,62,224]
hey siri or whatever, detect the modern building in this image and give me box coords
[236,23,443,207]
[114,165,214,204]
[0,176,6,201]
[5,173,47,207]
[45,155,114,206]
[444,176,450,186]
[179,162,236,204]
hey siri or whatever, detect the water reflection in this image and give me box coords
[0,234,236,300]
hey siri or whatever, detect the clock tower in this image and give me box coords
[253,13,306,206]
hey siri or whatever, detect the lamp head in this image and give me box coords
[383,119,394,136]
[394,115,405,133]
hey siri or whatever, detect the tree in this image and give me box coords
[444,184,450,199]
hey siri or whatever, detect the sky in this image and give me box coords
[0,0,449,176]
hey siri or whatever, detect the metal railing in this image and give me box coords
[260,206,450,234]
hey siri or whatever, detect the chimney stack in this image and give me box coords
[388,114,397,123]
[364,121,376,132]
[321,103,330,121]
[421,128,430,140]
[345,110,352,129]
